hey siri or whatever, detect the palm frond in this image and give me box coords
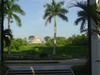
[74,17,83,25]
[12,4,25,15]
[43,0,68,25]
[74,10,87,33]
[69,0,87,9]
[55,0,64,9]
[43,13,50,19]
[3,29,13,39]
[77,10,87,17]
[44,3,52,10]
[44,3,54,15]
[58,8,68,14]
[69,0,100,30]
[52,0,56,7]
[4,0,25,29]
[80,18,86,32]
[12,13,21,27]
[57,13,68,22]
[57,0,64,6]
[3,29,13,46]
[45,16,52,26]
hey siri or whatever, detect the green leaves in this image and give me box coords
[43,0,68,25]
[12,13,21,27]
[57,13,68,22]
[69,1,100,34]
[4,0,25,29]
[28,35,34,41]
[45,34,88,47]
[3,29,13,46]
[12,4,25,15]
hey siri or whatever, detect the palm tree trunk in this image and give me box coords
[7,17,11,55]
[53,16,56,55]
[8,16,10,29]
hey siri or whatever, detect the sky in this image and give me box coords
[4,0,84,41]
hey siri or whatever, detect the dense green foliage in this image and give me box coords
[4,34,88,60]
[4,46,88,60]
[28,35,34,42]
[45,34,88,47]
[4,38,27,51]
[11,38,27,50]
[68,34,88,46]
[44,36,51,42]
[4,34,88,51]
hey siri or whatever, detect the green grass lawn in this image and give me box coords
[4,46,88,60]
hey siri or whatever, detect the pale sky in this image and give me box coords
[4,0,84,41]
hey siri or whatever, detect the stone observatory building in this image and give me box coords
[31,36,42,44]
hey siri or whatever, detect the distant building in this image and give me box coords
[29,36,42,44]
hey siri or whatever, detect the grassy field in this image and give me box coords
[4,45,88,60]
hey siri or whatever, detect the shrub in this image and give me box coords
[39,53,48,59]
[71,65,89,75]
[0,61,9,75]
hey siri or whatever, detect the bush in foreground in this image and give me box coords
[71,65,89,75]
[0,61,9,75]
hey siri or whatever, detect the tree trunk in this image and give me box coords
[8,16,10,29]
[53,16,56,55]
[7,45,11,55]
[7,36,11,55]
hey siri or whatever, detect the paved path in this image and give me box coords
[7,69,73,75]
[5,59,87,70]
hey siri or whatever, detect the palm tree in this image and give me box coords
[69,1,100,34]
[43,0,68,55]
[4,0,25,29]
[3,29,13,55]
[69,1,100,74]
[74,10,88,33]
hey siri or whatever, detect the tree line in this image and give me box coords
[44,34,88,47]
[3,34,88,51]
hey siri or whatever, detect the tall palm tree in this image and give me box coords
[43,0,68,55]
[3,29,13,55]
[4,0,25,29]
[69,1,100,34]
